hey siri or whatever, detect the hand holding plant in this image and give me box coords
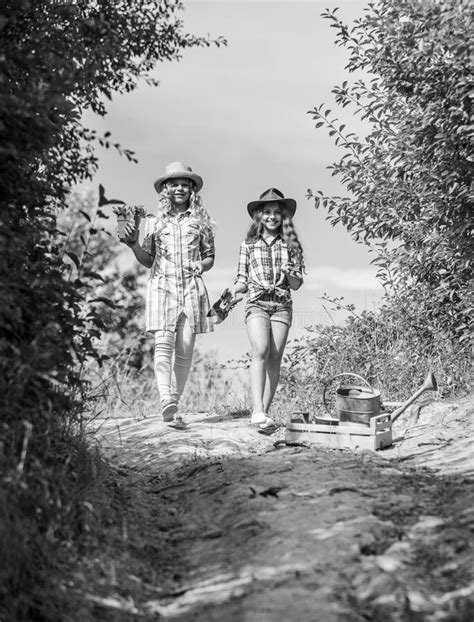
[114,205,146,244]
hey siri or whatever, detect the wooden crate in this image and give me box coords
[285,412,393,451]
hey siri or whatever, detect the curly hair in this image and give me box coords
[281,215,305,270]
[245,207,305,270]
[153,183,216,239]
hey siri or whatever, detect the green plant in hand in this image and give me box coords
[112,204,146,219]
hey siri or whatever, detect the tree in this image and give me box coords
[0,2,224,617]
[308,0,472,343]
[1,0,224,439]
[1,0,225,441]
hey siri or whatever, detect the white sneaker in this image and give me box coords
[250,412,267,425]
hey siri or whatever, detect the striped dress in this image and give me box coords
[142,212,214,334]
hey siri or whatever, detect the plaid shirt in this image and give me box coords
[234,234,303,303]
[142,212,214,334]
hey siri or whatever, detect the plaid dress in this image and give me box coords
[142,212,214,334]
[235,234,303,303]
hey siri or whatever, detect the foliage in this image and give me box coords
[57,190,150,370]
[308,0,472,343]
[0,1,224,618]
[89,343,251,424]
[1,0,226,205]
[274,295,470,420]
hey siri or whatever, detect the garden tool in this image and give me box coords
[207,288,242,323]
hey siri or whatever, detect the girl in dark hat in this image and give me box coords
[233,188,304,430]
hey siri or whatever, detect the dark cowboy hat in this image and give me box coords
[247,188,296,218]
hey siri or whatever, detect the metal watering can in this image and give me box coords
[323,373,380,425]
[323,371,438,425]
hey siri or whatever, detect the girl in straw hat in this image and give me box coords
[232,188,304,430]
[121,162,215,423]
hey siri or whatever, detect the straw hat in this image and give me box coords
[153,162,203,194]
[247,187,296,218]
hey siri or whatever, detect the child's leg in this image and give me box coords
[263,320,290,414]
[246,316,270,414]
[154,330,175,403]
[170,313,196,403]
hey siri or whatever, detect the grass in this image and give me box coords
[0,430,106,622]
[86,347,253,425]
[84,313,471,433]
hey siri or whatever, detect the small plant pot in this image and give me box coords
[117,217,136,242]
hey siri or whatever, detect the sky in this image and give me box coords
[82,0,384,361]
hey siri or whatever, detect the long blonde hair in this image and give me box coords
[246,207,305,270]
[154,183,216,238]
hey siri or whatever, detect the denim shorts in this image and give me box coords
[245,298,293,327]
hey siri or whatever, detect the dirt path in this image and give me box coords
[64,397,474,621]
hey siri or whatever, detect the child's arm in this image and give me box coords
[281,247,304,290]
[127,239,154,269]
[202,256,215,273]
[121,219,154,268]
[281,259,303,290]
[233,241,248,296]
[284,270,303,291]
[192,255,214,275]
[233,280,247,295]
[194,228,216,274]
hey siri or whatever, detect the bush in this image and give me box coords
[275,295,471,418]
[0,1,224,617]
[308,0,472,343]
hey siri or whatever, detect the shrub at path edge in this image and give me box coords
[0,1,224,618]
